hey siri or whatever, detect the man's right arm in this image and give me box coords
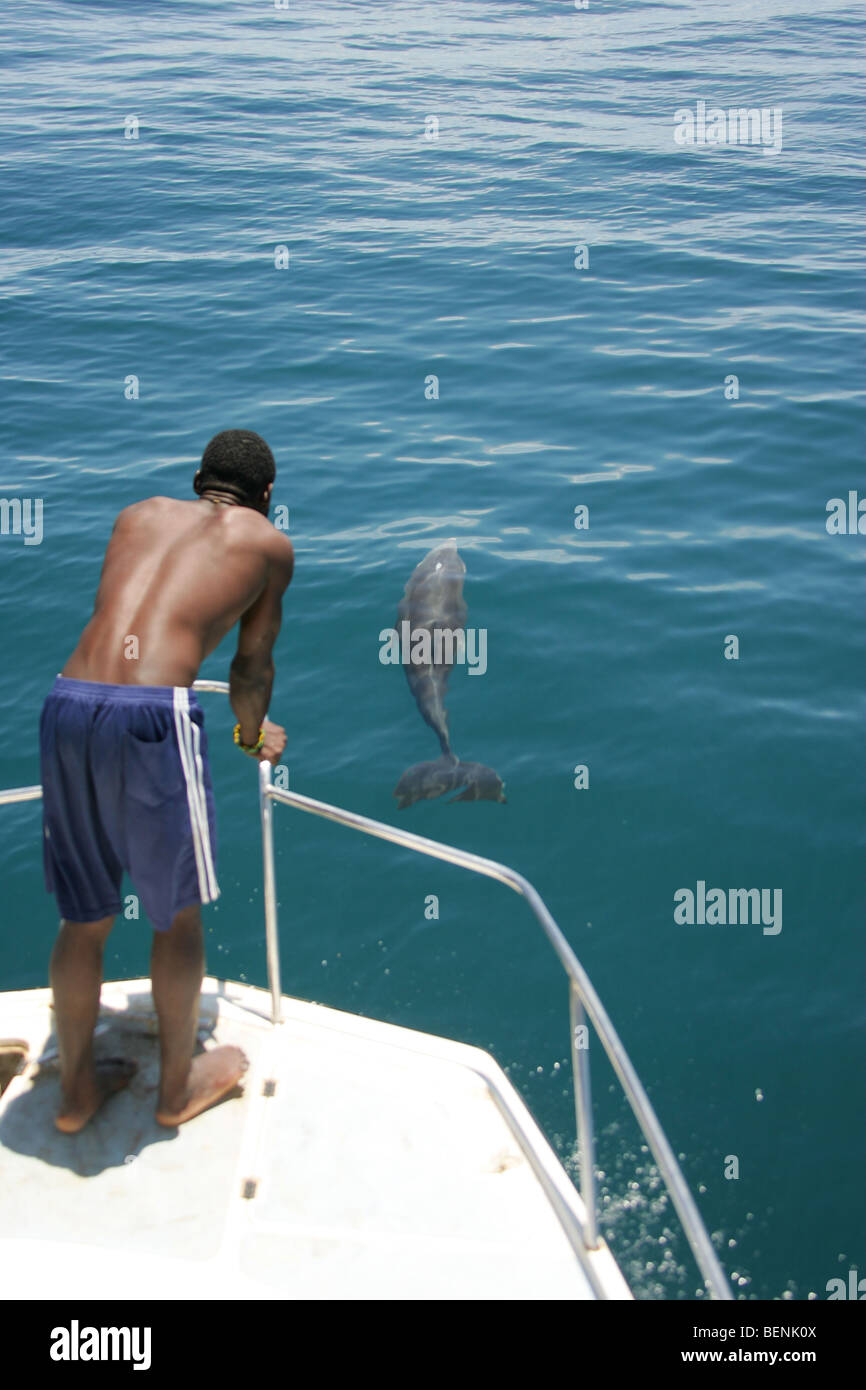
[229,533,294,761]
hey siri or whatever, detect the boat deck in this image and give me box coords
[0,977,630,1300]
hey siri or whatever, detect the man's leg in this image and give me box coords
[152,904,247,1126]
[50,915,136,1133]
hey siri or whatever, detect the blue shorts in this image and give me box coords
[39,677,220,931]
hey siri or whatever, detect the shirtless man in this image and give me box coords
[40,429,294,1132]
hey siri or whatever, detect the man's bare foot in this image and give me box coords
[0,1039,28,1098]
[55,1057,138,1134]
[155,1046,248,1127]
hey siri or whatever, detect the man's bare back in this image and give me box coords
[63,495,294,692]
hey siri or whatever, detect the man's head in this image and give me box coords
[194,429,276,513]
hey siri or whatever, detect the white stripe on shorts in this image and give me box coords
[173,687,219,903]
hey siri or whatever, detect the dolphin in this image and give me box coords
[393,540,505,809]
[397,539,467,757]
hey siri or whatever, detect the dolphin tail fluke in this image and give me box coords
[447,761,507,804]
[393,755,459,810]
[393,757,505,809]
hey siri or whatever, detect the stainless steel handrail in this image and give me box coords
[0,676,731,1300]
[256,764,731,1301]
[0,785,42,806]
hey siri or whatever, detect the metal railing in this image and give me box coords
[1,677,731,1300]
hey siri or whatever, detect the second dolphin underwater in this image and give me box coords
[391,540,506,810]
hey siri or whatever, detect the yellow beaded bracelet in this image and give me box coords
[233,723,265,755]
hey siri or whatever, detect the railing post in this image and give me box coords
[258,759,282,1025]
[570,983,598,1249]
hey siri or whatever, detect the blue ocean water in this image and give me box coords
[1,0,864,1299]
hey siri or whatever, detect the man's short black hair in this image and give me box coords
[197,429,275,504]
